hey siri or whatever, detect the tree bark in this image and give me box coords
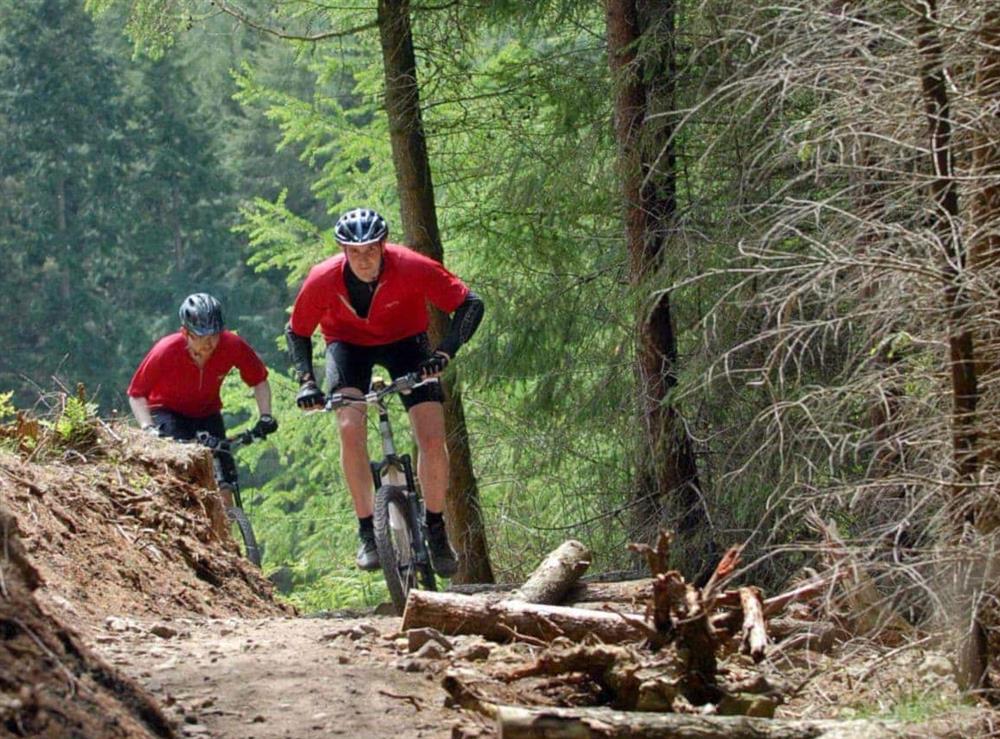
[917,1,979,505]
[738,587,767,663]
[495,705,904,739]
[509,540,591,604]
[377,0,493,583]
[970,9,1000,500]
[916,1,986,694]
[606,0,705,561]
[401,590,647,644]
[449,578,655,605]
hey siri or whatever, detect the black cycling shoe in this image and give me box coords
[356,532,380,571]
[427,520,458,578]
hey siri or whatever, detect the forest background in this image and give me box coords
[4,0,1000,695]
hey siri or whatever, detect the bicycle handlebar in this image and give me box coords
[324,372,437,411]
[195,428,265,451]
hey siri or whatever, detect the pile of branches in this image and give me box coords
[401,533,911,738]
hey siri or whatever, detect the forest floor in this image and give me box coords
[1,422,998,738]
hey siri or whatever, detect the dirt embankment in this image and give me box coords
[0,421,291,736]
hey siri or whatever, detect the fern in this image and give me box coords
[0,392,14,422]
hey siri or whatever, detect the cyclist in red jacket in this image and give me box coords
[286,208,483,578]
[127,293,278,495]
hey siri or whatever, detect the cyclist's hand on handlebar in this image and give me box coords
[418,350,450,379]
[296,380,325,409]
[253,414,278,437]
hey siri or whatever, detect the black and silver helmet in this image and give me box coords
[334,208,388,247]
[179,293,224,336]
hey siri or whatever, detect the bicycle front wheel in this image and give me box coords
[226,506,262,567]
[373,484,419,615]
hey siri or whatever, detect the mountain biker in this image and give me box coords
[286,207,484,578]
[127,293,278,501]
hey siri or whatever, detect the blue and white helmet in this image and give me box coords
[334,208,388,247]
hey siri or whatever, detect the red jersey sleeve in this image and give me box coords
[127,345,160,398]
[233,336,269,387]
[421,256,469,314]
[289,264,329,337]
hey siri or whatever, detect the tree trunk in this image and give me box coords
[916,1,985,694]
[377,0,493,583]
[606,0,705,563]
[970,9,1000,496]
[495,705,903,739]
[401,590,647,644]
[56,175,72,302]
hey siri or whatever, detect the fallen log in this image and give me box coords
[401,591,648,644]
[510,539,591,605]
[495,705,905,739]
[565,579,655,604]
[448,579,656,606]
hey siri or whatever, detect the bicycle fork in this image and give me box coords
[370,405,431,569]
[211,451,244,509]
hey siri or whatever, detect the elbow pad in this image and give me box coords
[438,291,484,357]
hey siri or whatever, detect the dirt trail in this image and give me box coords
[86,614,466,739]
[0,425,480,738]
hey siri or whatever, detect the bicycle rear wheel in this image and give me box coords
[374,484,419,615]
[226,506,262,567]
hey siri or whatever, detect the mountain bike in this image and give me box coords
[195,429,264,567]
[325,372,438,614]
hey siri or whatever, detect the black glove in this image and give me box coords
[418,350,450,379]
[296,380,325,409]
[253,414,279,437]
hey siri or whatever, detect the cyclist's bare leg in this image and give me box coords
[408,401,449,513]
[335,391,374,517]
[218,484,235,508]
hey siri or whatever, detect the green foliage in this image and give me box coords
[0,393,14,423]
[51,396,100,446]
[0,0,290,409]
[844,689,967,722]
[236,191,337,283]
[84,0,198,58]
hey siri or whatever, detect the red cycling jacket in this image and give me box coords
[289,243,469,346]
[127,331,268,418]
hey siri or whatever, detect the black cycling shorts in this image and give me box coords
[324,333,444,410]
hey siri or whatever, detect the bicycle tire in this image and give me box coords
[226,506,262,567]
[374,484,419,615]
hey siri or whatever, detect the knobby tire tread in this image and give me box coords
[227,506,261,567]
[374,484,416,615]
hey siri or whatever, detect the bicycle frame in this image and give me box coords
[194,429,264,566]
[366,381,429,571]
[325,373,438,594]
[196,430,258,506]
